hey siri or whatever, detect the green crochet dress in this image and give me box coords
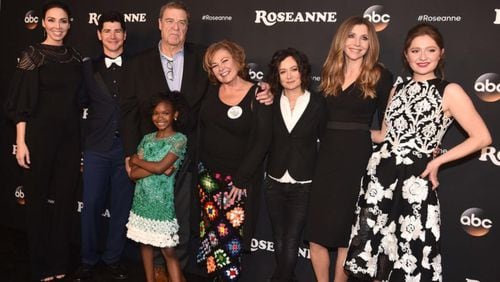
[126,132,187,247]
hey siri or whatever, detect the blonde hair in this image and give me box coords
[320,16,381,98]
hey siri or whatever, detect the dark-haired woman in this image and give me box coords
[5,1,83,281]
[264,48,325,282]
[303,16,393,282]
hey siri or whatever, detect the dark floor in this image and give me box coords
[0,226,210,282]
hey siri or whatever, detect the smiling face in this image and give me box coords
[152,101,177,133]
[159,7,188,49]
[42,7,70,45]
[98,21,126,57]
[209,48,240,84]
[343,24,369,62]
[279,56,302,93]
[405,34,444,81]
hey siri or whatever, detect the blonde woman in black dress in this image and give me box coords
[303,16,393,282]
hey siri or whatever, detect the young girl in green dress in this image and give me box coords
[125,93,187,282]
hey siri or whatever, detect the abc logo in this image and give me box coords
[247,63,264,81]
[474,73,500,102]
[460,208,492,237]
[363,5,390,32]
[24,10,39,30]
[14,186,26,205]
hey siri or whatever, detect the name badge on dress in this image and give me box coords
[227,106,243,119]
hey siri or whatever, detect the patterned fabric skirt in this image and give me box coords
[345,148,442,282]
[197,163,246,281]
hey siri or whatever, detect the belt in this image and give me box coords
[326,121,369,131]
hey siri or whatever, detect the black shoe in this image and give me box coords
[72,264,94,281]
[106,262,128,280]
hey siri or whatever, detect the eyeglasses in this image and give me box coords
[166,59,174,81]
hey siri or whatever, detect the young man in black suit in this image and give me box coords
[74,11,133,281]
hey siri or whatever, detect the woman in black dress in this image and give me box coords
[303,16,393,282]
[5,1,83,281]
[265,48,325,281]
[196,40,272,281]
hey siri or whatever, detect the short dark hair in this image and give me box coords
[266,48,311,95]
[159,1,190,22]
[41,0,71,19]
[98,11,126,32]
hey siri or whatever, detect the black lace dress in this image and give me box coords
[6,43,83,280]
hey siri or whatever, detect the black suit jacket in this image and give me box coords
[120,42,208,156]
[267,91,326,181]
[81,57,123,152]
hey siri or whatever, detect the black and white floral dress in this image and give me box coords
[344,78,453,282]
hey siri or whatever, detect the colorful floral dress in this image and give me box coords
[126,132,187,247]
[197,164,245,281]
[345,79,453,282]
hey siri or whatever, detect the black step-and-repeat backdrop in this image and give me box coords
[1,1,499,281]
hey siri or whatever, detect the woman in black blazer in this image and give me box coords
[264,48,325,282]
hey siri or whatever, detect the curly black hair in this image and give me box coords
[150,91,187,132]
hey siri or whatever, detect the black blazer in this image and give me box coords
[120,42,208,156]
[81,57,123,152]
[267,91,326,181]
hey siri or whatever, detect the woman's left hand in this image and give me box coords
[255,82,274,105]
[420,159,442,190]
[228,185,247,205]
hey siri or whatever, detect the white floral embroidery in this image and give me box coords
[402,176,429,204]
[399,215,425,242]
[405,273,421,282]
[394,116,409,133]
[394,253,418,275]
[431,254,442,281]
[385,80,453,159]
[407,82,421,95]
[421,246,432,269]
[358,241,378,276]
[364,179,385,204]
[426,204,441,240]
[367,213,388,235]
[380,222,398,261]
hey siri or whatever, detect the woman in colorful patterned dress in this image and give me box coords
[126,93,187,282]
[196,40,272,281]
[344,23,491,281]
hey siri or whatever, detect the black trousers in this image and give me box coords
[153,156,196,270]
[24,119,80,280]
[265,178,311,282]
